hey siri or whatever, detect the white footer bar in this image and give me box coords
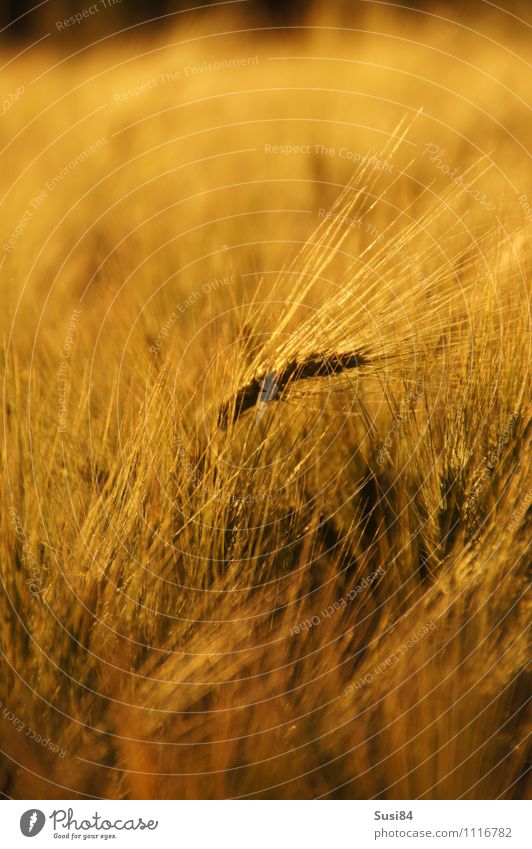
[3,800,528,848]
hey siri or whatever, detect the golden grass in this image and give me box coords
[0,3,530,799]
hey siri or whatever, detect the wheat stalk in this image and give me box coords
[218,348,372,425]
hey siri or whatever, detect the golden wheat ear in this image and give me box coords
[218,348,371,426]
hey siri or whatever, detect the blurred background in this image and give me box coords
[2,0,529,40]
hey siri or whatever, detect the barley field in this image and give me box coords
[0,1,530,800]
